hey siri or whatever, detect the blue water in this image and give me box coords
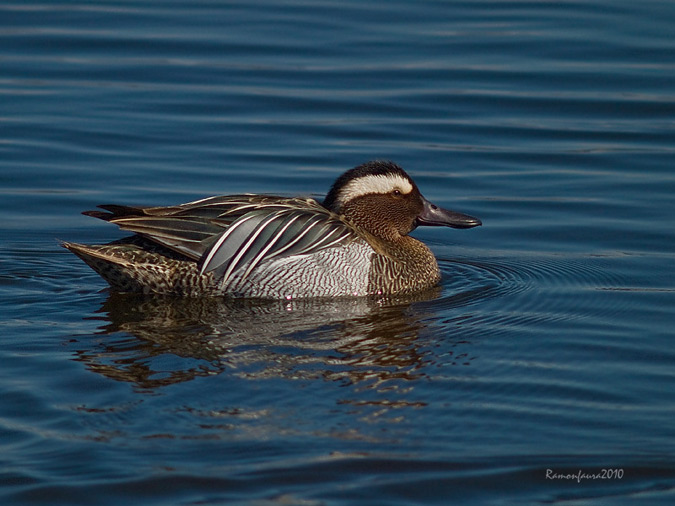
[2,0,675,504]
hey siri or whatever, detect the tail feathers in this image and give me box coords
[81,210,116,221]
[62,241,214,295]
[82,204,147,221]
[62,241,149,293]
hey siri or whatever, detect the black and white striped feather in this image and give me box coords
[85,195,358,287]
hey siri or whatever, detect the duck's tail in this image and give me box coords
[62,241,214,295]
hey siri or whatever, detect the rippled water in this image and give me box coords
[2,1,675,504]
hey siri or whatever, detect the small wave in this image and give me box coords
[434,253,630,330]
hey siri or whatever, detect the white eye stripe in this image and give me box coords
[337,174,413,205]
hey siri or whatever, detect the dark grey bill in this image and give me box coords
[416,197,482,229]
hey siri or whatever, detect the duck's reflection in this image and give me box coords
[75,289,445,390]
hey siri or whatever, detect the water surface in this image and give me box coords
[1,1,675,504]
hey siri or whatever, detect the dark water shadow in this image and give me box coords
[70,251,616,389]
[73,288,455,390]
[68,252,617,391]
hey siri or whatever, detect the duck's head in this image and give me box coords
[323,160,481,241]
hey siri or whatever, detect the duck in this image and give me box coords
[63,160,481,299]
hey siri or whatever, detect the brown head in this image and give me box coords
[323,160,481,242]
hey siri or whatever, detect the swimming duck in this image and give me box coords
[64,160,481,298]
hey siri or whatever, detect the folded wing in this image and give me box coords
[85,195,357,287]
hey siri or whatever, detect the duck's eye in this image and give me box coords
[392,189,402,196]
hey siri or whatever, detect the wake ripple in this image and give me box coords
[432,254,629,329]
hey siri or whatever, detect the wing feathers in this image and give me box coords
[198,213,265,276]
[85,195,358,285]
[200,208,356,287]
